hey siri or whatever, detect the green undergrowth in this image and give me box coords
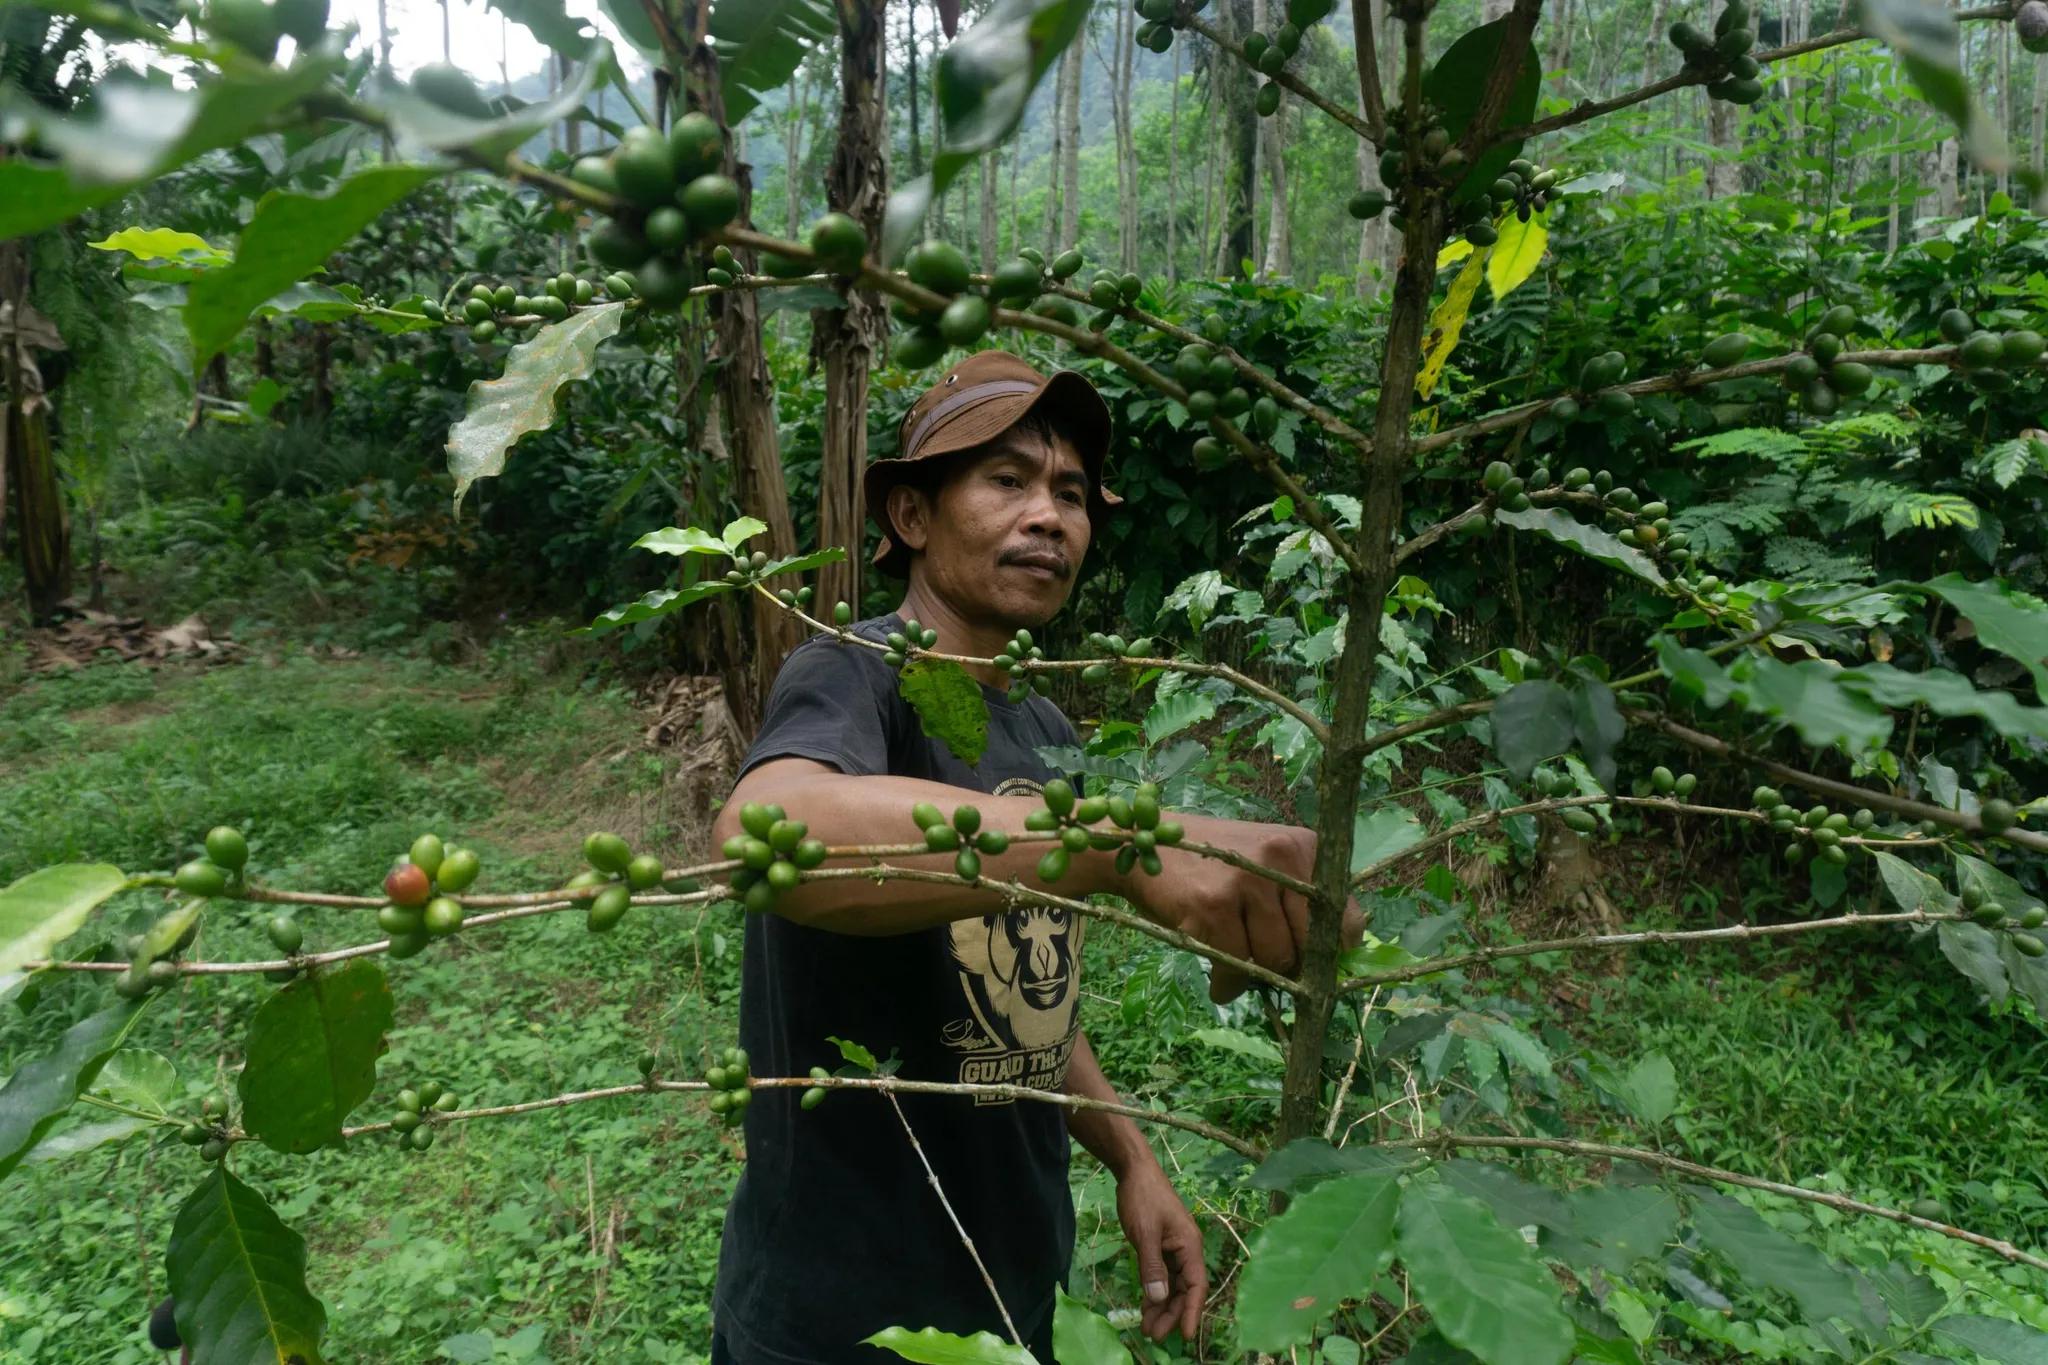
[0,647,745,1363]
[1582,932,2048,1249]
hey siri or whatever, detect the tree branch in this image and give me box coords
[1490,8,2019,147]
[1645,714,2048,855]
[1178,12,1378,143]
[1343,905,1972,991]
[1411,346,1975,457]
[1396,1133,2048,1274]
[1348,0,1387,140]
[322,1074,1265,1160]
[886,1092,1024,1345]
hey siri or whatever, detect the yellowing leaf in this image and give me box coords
[1486,210,1548,300]
[87,227,230,265]
[447,302,628,507]
[1417,248,1490,399]
[1436,237,1475,270]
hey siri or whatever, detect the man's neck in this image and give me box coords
[895,584,1017,692]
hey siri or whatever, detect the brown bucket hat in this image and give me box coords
[865,350,1123,579]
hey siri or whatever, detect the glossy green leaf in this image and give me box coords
[1690,1193,1874,1329]
[1547,1182,1680,1275]
[1248,1138,1425,1192]
[483,0,595,57]
[237,959,394,1154]
[1053,1288,1132,1365]
[828,1035,880,1071]
[1144,691,1216,746]
[24,1115,155,1163]
[1841,664,2048,744]
[1437,1160,1573,1241]
[635,526,739,557]
[883,0,1091,259]
[1489,681,1574,781]
[1851,0,2009,171]
[0,864,127,976]
[1496,507,1666,586]
[1189,1027,1282,1065]
[723,516,771,550]
[574,582,736,637]
[1921,574,2048,699]
[93,1048,179,1115]
[2,58,342,238]
[1569,680,1625,789]
[167,1166,328,1365]
[760,547,849,578]
[1931,1314,2048,1364]
[371,48,608,161]
[1486,213,1548,300]
[1396,1181,1574,1365]
[1237,1172,1400,1352]
[899,659,991,766]
[1957,855,2048,1015]
[1619,1052,1677,1126]
[447,303,628,507]
[1351,805,1426,873]
[711,0,836,124]
[1423,16,1541,206]
[863,1325,1039,1364]
[186,164,441,362]
[0,1000,149,1183]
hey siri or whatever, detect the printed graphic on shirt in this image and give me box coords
[942,776,1085,1103]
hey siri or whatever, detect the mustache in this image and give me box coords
[999,548,1073,578]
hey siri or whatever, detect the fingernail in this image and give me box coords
[1146,1281,1168,1303]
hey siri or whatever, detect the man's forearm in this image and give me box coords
[712,761,1132,935]
[1063,1032,1155,1180]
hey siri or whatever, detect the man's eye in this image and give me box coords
[995,474,1021,488]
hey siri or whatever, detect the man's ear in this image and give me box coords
[888,482,932,552]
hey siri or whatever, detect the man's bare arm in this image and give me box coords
[710,757,1131,936]
[1062,1030,1155,1179]
[716,756,1351,989]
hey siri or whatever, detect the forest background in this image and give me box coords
[4,0,2048,1362]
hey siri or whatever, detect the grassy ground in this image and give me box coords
[0,641,749,1364]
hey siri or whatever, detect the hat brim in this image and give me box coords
[865,369,1122,579]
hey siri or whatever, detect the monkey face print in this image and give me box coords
[941,778,1085,1101]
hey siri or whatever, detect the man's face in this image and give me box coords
[892,426,1093,628]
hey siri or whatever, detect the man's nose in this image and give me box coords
[1019,484,1067,537]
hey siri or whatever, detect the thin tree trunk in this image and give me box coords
[1058,33,1083,251]
[2032,53,2046,180]
[1706,97,1741,199]
[1201,83,1220,277]
[686,40,800,731]
[1997,23,2012,200]
[1043,42,1066,250]
[1550,0,1574,80]
[1255,0,1290,282]
[440,0,450,61]
[812,0,889,622]
[0,241,72,622]
[1007,136,1020,253]
[1117,3,1138,271]
[906,0,922,181]
[1166,42,1183,284]
[377,0,394,158]
[979,150,999,272]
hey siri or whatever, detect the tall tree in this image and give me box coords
[0,242,70,622]
[1255,0,1290,277]
[1057,29,1083,250]
[811,0,889,622]
[1215,0,1258,273]
[1166,42,1183,283]
[1113,4,1139,270]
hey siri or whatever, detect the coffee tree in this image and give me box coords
[5,0,2048,1360]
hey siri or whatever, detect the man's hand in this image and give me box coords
[1128,816,1364,1002]
[1115,1161,1208,1346]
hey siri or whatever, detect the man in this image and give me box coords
[709,351,1338,1364]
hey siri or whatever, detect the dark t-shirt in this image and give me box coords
[712,614,1085,1364]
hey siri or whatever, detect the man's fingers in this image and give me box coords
[1341,899,1367,951]
[1208,961,1250,1004]
[1166,1235,1207,1342]
[1138,1219,1171,1309]
[1240,890,1298,980]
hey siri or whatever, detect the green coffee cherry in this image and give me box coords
[1042,779,1076,818]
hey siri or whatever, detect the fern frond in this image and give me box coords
[1674,427,1809,463]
